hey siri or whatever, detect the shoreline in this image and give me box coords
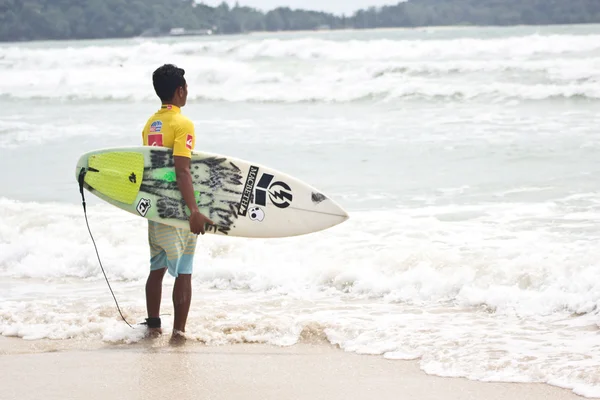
[0,336,587,400]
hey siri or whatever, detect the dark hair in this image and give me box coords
[152,64,186,102]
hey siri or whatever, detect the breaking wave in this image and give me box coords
[1,33,599,104]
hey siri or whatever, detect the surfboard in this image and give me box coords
[75,146,349,238]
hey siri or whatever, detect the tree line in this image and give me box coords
[1,0,600,42]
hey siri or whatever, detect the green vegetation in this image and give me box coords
[2,0,600,42]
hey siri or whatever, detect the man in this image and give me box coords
[141,64,213,341]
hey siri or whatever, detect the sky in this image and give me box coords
[197,0,401,15]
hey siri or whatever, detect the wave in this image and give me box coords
[1,34,599,104]
[186,34,600,60]
[2,194,600,397]
[2,196,600,316]
[5,33,599,64]
[1,83,598,104]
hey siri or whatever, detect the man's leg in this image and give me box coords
[169,227,197,344]
[145,267,167,335]
[172,273,192,333]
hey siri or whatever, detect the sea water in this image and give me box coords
[1,24,600,397]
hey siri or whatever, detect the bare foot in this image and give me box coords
[144,327,162,339]
[169,330,187,346]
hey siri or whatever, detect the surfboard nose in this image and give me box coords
[298,191,350,235]
[239,187,349,238]
[312,191,349,215]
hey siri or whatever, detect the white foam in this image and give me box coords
[2,197,600,312]
[1,33,599,103]
[2,195,600,395]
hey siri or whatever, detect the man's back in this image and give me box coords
[141,104,195,157]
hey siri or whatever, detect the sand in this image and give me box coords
[0,336,585,400]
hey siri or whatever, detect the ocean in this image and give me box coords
[1,24,600,397]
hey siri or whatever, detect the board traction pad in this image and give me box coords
[84,151,144,204]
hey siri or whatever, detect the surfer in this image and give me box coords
[141,64,213,342]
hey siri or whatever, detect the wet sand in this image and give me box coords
[0,336,585,400]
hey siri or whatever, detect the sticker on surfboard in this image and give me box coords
[136,198,151,217]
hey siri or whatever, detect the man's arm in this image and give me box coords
[174,156,213,235]
[173,118,213,235]
[174,155,199,215]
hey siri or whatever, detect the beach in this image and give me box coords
[0,337,585,400]
[2,24,600,399]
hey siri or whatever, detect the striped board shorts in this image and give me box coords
[148,220,198,277]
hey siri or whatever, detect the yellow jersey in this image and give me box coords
[142,104,195,158]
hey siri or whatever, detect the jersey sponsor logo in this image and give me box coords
[149,121,162,132]
[186,134,193,150]
[148,134,163,146]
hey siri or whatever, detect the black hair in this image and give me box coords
[152,64,186,102]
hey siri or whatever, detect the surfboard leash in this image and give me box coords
[78,168,134,329]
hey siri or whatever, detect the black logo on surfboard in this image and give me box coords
[137,198,151,217]
[237,166,293,212]
[238,166,259,217]
[255,173,293,209]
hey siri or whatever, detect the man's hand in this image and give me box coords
[190,210,214,235]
